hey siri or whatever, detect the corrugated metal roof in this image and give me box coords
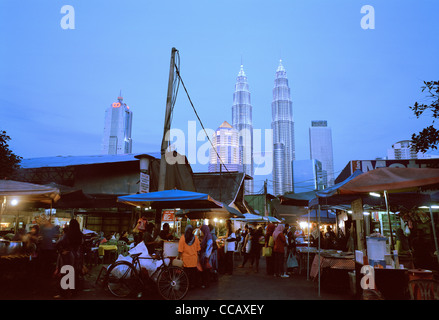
[20,153,160,169]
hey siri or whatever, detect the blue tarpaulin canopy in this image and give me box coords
[117,189,223,209]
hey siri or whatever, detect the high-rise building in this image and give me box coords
[271,60,295,196]
[209,121,242,173]
[232,65,253,194]
[101,95,133,155]
[387,140,426,160]
[309,120,334,187]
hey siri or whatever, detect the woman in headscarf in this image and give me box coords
[199,224,213,288]
[273,224,289,278]
[265,223,276,275]
[178,224,200,289]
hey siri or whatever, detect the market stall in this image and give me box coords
[118,189,224,258]
[0,180,61,284]
[309,167,439,298]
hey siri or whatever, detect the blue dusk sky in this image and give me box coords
[1,0,438,194]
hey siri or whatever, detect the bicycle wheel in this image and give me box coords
[105,261,140,298]
[156,266,189,300]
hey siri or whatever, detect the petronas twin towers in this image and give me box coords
[230,60,295,196]
[210,60,294,196]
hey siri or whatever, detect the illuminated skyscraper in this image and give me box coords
[232,65,254,194]
[209,121,242,173]
[271,60,295,196]
[101,95,133,155]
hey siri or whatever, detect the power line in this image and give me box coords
[173,55,244,195]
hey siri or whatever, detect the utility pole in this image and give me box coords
[264,179,268,216]
[158,47,177,192]
[156,47,177,228]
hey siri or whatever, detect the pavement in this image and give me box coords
[0,254,354,301]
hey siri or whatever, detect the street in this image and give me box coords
[0,255,353,301]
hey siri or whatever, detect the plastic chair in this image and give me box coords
[408,279,439,300]
[117,241,128,256]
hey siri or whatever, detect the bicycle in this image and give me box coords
[97,248,189,300]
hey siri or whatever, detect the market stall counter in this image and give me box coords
[310,250,355,293]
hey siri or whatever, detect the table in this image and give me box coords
[296,247,317,275]
[354,262,411,300]
[310,253,355,279]
[98,245,118,263]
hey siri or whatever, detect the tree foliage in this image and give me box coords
[0,130,22,179]
[410,81,439,153]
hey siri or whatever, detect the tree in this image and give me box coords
[0,130,22,179]
[410,81,439,153]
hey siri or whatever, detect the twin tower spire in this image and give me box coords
[210,60,295,196]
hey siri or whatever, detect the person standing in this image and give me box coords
[199,224,213,288]
[178,224,201,289]
[39,218,59,279]
[265,223,276,275]
[249,227,264,273]
[273,224,289,278]
[208,224,219,282]
[224,220,236,275]
[238,227,252,268]
[54,219,84,298]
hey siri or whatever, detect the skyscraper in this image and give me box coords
[209,121,242,173]
[232,65,254,194]
[101,95,133,155]
[309,120,334,187]
[271,60,295,196]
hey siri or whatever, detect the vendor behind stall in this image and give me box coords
[143,223,161,254]
[158,223,175,241]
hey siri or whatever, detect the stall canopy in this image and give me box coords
[334,167,439,194]
[232,213,268,223]
[117,189,223,209]
[298,210,336,224]
[279,190,317,207]
[263,216,282,223]
[0,180,61,204]
[308,168,439,210]
[175,204,244,220]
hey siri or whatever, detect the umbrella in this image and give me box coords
[175,203,244,220]
[0,180,61,204]
[0,180,61,233]
[263,216,281,223]
[117,189,223,209]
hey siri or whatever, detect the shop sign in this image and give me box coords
[139,172,150,193]
[162,210,175,222]
[351,198,363,221]
[351,159,439,173]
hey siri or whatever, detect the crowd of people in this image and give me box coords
[234,222,298,278]
[4,213,344,298]
[174,219,302,293]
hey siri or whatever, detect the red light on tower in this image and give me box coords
[112,102,121,108]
